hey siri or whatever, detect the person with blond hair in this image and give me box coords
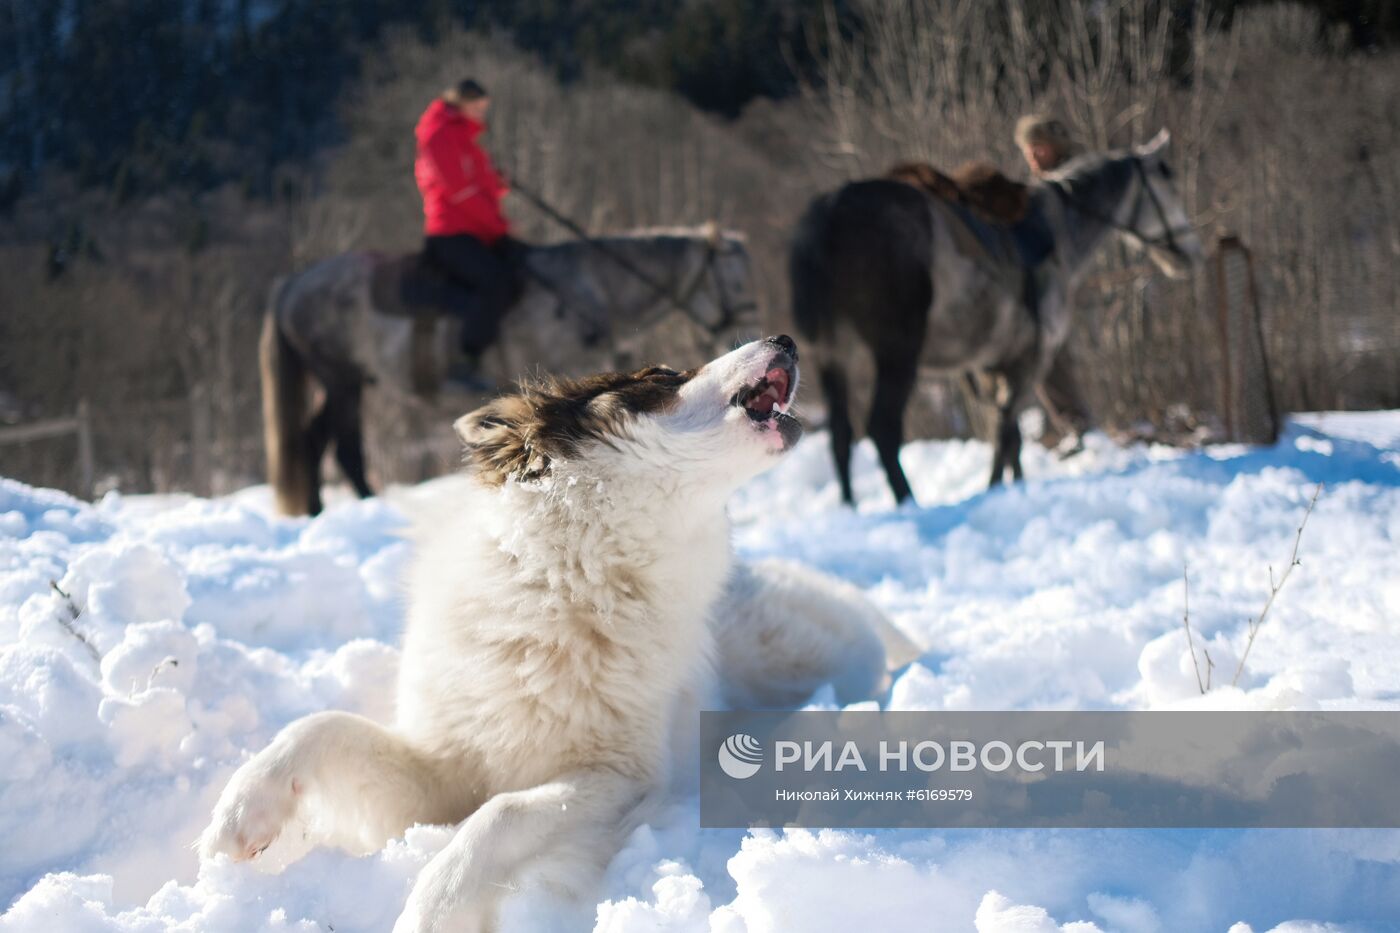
[1015,113,1083,175]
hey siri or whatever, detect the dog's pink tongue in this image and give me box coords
[766,367,790,403]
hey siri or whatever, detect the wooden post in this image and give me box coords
[75,399,94,499]
[1214,235,1281,445]
[1214,235,1238,439]
[189,385,212,498]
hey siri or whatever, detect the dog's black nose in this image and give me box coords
[767,334,798,360]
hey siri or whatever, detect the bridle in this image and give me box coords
[507,180,754,341]
[694,239,759,337]
[597,236,756,341]
[1049,156,1195,257]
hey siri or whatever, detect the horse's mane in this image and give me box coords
[1042,149,1114,179]
[606,224,748,244]
[1039,149,1136,203]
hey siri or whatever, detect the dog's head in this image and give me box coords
[455,336,801,496]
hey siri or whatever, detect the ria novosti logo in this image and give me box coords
[718,733,764,779]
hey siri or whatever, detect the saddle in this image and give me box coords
[888,160,1055,324]
[368,251,474,319]
[886,160,1030,225]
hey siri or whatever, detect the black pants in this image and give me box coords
[423,234,514,353]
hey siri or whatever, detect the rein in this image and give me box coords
[625,240,722,335]
[510,180,746,337]
[701,241,758,331]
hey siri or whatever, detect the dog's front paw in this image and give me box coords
[199,760,303,862]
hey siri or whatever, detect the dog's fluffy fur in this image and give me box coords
[713,558,920,708]
[200,337,908,931]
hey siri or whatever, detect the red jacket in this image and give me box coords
[414,100,510,243]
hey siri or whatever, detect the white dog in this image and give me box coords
[200,336,910,931]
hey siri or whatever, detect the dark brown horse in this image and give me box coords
[790,132,1202,505]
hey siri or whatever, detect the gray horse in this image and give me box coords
[261,226,759,515]
[790,130,1203,505]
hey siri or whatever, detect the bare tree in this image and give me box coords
[2,7,1399,498]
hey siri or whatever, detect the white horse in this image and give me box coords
[260,226,760,514]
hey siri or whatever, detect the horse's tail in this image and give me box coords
[260,278,311,516]
[789,190,837,345]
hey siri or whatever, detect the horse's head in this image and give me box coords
[687,226,763,352]
[1124,130,1204,278]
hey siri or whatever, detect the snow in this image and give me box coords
[3,412,1399,932]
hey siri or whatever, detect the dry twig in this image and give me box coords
[49,580,100,663]
[1182,565,1206,694]
[1231,483,1323,686]
[1181,482,1322,691]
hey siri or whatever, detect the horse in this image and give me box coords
[790,130,1203,505]
[260,225,760,515]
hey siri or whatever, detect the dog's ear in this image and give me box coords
[452,407,492,448]
[454,396,549,485]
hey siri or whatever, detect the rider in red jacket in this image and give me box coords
[416,95,510,243]
[414,79,516,385]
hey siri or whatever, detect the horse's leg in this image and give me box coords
[867,352,919,505]
[988,403,1022,486]
[330,383,374,500]
[304,399,334,516]
[819,362,857,506]
[988,360,1041,487]
[988,404,1007,486]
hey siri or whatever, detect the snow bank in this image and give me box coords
[3,414,1399,931]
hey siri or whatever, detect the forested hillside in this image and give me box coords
[2,0,1396,200]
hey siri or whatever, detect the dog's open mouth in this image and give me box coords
[734,354,802,449]
[737,363,793,422]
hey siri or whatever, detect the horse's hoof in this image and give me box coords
[1055,434,1086,460]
